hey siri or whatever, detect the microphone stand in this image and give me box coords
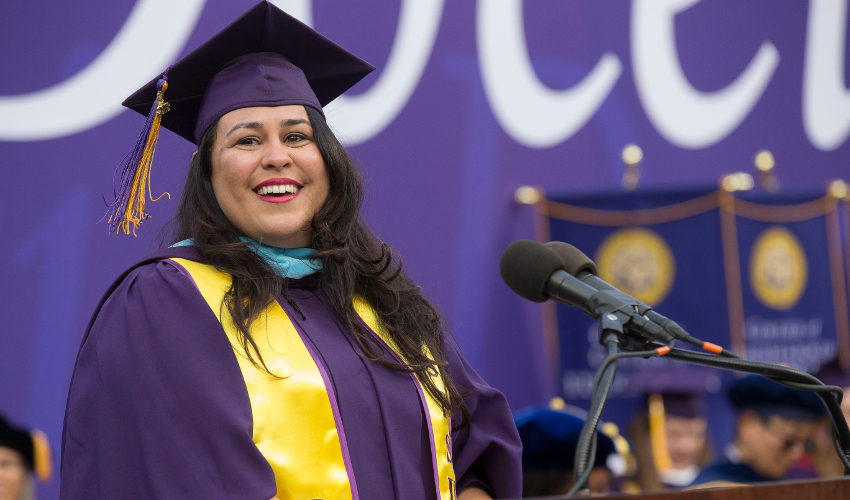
[568,312,654,497]
[565,337,850,497]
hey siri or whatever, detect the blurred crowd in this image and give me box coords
[514,359,850,497]
[3,361,847,499]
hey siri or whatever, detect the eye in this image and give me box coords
[236,136,260,146]
[284,132,310,144]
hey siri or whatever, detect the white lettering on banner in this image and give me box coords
[746,342,836,373]
[323,0,444,145]
[0,0,205,142]
[745,316,831,372]
[804,0,850,151]
[476,0,622,148]
[631,0,780,149]
[4,1,850,152]
[745,316,823,341]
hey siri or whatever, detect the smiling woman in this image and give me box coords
[211,105,330,249]
[60,2,521,500]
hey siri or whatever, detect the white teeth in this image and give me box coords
[258,184,300,196]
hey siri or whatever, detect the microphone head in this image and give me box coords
[544,241,598,276]
[500,240,565,302]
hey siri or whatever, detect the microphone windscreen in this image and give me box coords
[544,241,598,276]
[500,240,565,302]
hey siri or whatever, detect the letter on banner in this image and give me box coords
[631,0,779,149]
[316,0,444,145]
[803,0,850,151]
[477,0,622,148]
[0,0,205,142]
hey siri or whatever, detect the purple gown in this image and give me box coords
[61,246,522,499]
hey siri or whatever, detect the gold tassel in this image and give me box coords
[30,429,52,482]
[108,78,172,235]
[648,393,673,472]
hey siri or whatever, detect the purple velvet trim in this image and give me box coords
[356,317,444,497]
[288,299,360,500]
[162,259,196,287]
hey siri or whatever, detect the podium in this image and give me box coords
[512,476,850,500]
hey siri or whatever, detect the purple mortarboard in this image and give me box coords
[108,0,374,235]
[628,368,718,418]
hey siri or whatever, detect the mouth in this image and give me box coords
[253,178,303,198]
[255,184,301,197]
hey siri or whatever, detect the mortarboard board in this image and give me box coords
[515,408,615,472]
[0,414,52,482]
[728,374,826,420]
[108,1,374,234]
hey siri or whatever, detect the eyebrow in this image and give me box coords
[225,121,263,138]
[282,118,311,127]
[224,118,311,138]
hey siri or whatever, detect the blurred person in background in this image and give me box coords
[515,401,632,496]
[624,390,712,492]
[0,415,51,500]
[689,375,826,488]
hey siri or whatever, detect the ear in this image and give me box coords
[192,151,198,162]
[736,410,762,440]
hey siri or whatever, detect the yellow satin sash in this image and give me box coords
[170,258,456,500]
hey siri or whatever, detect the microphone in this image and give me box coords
[500,240,673,343]
[499,240,598,306]
[543,241,689,343]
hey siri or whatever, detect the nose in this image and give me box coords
[262,139,292,169]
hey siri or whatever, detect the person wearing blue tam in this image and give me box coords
[688,375,827,488]
[515,408,618,496]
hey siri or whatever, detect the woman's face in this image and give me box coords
[0,447,27,500]
[665,415,707,469]
[210,105,329,248]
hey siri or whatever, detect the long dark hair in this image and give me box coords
[168,106,468,427]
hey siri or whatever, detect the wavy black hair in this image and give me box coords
[167,106,468,428]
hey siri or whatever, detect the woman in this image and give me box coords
[60,3,521,500]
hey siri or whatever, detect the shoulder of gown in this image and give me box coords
[688,460,766,488]
[446,338,523,499]
[61,247,276,500]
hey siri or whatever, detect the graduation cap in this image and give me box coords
[728,374,826,421]
[107,0,374,235]
[0,414,52,482]
[515,408,615,472]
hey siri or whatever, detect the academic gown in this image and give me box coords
[688,460,769,488]
[60,246,522,499]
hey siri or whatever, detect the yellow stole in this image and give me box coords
[169,258,456,500]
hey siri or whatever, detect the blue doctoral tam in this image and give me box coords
[728,375,826,420]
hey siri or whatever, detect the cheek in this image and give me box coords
[211,154,251,206]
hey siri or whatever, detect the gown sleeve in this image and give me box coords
[447,340,523,499]
[60,260,277,500]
